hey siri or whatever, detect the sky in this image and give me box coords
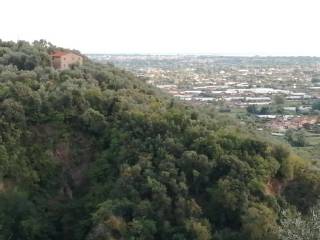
[1,0,320,56]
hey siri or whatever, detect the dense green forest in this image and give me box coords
[1,40,320,240]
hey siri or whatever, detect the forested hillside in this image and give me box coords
[0,40,320,240]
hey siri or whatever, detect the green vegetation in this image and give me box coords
[246,105,286,115]
[312,100,320,111]
[279,202,320,240]
[0,40,320,240]
[273,95,285,106]
[285,129,308,147]
[311,75,320,83]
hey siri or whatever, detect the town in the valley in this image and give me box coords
[89,54,320,161]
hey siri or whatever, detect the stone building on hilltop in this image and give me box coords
[50,51,83,70]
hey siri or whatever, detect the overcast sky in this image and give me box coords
[1,0,320,55]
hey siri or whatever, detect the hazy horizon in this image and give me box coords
[86,52,320,57]
[2,0,320,56]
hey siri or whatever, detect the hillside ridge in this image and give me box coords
[0,40,319,240]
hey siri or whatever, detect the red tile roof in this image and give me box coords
[50,51,68,57]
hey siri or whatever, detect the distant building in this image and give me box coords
[50,51,83,70]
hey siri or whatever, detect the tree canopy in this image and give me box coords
[0,40,319,240]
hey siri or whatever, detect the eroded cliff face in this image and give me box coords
[27,123,97,198]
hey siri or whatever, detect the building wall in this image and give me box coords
[60,53,83,70]
[52,53,83,70]
[52,57,62,69]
